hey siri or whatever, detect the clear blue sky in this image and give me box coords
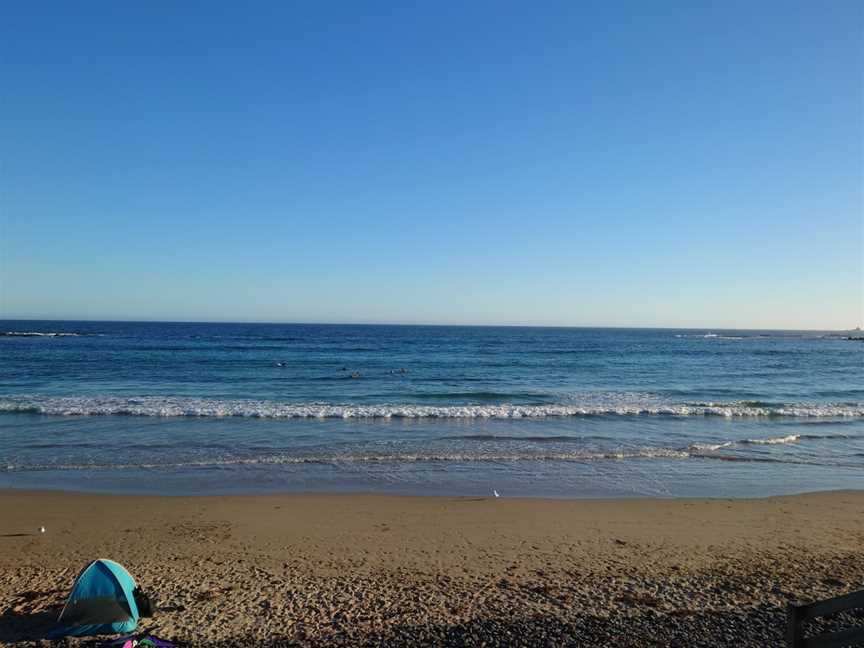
[1,1,861,328]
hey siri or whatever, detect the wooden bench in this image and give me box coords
[787,589,864,647]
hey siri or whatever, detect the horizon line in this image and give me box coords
[0,316,857,333]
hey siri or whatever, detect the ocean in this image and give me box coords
[0,321,861,497]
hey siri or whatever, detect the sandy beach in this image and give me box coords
[1,490,862,647]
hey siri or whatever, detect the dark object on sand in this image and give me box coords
[787,588,864,647]
[48,559,148,637]
[133,587,154,617]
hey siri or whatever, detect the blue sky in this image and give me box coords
[1,1,861,328]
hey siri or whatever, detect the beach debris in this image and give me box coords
[39,526,45,533]
[493,490,500,498]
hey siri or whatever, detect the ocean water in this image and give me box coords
[0,321,862,497]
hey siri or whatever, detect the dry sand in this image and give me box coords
[0,490,862,647]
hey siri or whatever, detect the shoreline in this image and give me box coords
[1,485,863,500]
[2,490,863,645]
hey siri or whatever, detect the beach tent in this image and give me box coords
[49,559,140,638]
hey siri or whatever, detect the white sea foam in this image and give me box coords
[688,441,734,452]
[0,331,83,337]
[740,434,800,445]
[686,432,860,454]
[0,448,698,472]
[1,396,863,419]
[1,443,838,473]
[688,434,820,452]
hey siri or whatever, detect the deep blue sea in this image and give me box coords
[0,321,862,497]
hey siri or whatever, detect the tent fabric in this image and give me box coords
[49,559,140,638]
[59,597,133,625]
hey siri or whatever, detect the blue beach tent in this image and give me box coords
[49,559,140,638]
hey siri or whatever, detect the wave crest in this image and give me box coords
[0,331,86,338]
[741,434,800,445]
[2,445,840,474]
[1,396,863,419]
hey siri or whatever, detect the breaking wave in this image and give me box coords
[675,333,745,340]
[0,331,88,338]
[741,434,801,445]
[1,446,827,473]
[1,395,863,419]
[687,432,857,452]
[688,441,734,452]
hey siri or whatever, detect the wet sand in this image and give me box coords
[1,490,862,646]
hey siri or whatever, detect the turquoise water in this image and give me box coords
[0,321,862,497]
